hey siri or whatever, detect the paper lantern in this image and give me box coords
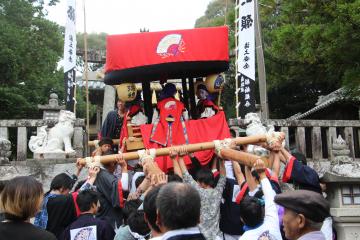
[205,73,225,93]
[116,83,137,102]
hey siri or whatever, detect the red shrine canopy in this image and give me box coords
[104,26,229,85]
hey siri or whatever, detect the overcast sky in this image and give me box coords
[46,0,212,34]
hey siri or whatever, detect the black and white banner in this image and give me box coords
[236,0,256,118]
[64,0,77,111]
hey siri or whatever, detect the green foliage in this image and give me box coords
[75,87,97,119]
[76,32,107,51]
[0,0,64,119]
[195,0,360,118]
[195,0,237,119]
[261,0,360,117]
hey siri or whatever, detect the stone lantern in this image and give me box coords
[322,135,360,240]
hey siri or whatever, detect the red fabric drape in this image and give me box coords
[105,26,229,73]
[119,112,129,152]
[140,112,231,172]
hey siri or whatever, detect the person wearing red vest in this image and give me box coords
[150,83,187,147]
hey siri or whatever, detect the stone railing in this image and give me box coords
[0,119,87,161]
[229,119,360,162]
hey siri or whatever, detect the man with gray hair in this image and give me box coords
[274,189,330,240]
[156,182,205,240]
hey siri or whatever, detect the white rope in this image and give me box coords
[137,149,156,164]
[265,131,284,147]
[85,156,101,168]
[213,138,233,158]
[93,140,99,148]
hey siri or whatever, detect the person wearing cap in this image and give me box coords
[92,137,114,157]
[195,84,219,119]
[274,190,330,240]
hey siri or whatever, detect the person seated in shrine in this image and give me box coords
[126,93,148,126]
[195,83,219,119]
[150,83,188,147]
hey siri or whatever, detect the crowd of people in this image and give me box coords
[0,142,333,240]
[0,84,333,240]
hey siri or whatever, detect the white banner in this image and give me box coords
[64,0,76,72]
[237,0,255,81]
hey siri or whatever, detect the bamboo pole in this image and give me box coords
[78,135,269,166]
[220,148,260,167]
[88,139,120,147]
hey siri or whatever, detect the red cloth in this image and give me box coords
[150,98,186,147]
[140,111,231,172]
[129,105,141,117]
[282,156,296,183]
[71,192,81,217]
[105,27,229,73]
[202,99,219,111]
[117,180,124,208]
[235,183,249,204]
[119,111,129,151]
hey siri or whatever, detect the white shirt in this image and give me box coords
[298,231,326,240]
[239,178,282,240]
[149,237,162,240]
[161,227,201,240]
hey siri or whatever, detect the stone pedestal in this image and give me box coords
[322,173,360,240]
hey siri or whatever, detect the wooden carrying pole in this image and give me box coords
[220,148,259,167]
[78,135,268,166]
[88,139,120,147]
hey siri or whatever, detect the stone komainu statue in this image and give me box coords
[29,110,76,153]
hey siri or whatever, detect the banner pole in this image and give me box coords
[83,0,90,141]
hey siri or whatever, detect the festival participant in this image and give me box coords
[34,165,99,238]
[0,176,56,240]
[238,159,282,240]
[91,137,114,157]
[219,161,245,239]
[195,83,219,119]
[172,147,226,240]
[93,153,129,228]
[59,190,115,240]
[100,99,126,152]
[126,93,148,126]
[156,182,205,240]
[279,147,322,193]
[150,83,188,147]
[274,190,330,240]
[114,210,151,240]
[34,173,78,237]
[279,147,334,240]
[143,185,163,240]
[0,180,9,222]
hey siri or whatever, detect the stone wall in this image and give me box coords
[0,159,87,191]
